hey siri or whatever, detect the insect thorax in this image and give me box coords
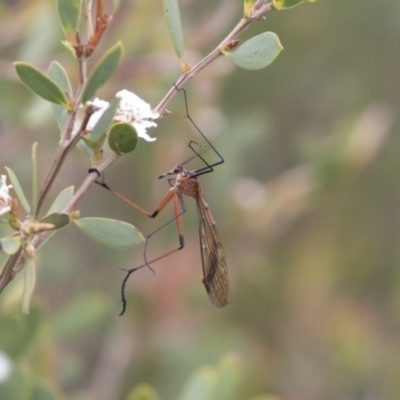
[177,171,200,198]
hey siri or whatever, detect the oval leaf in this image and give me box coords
[126,384,160,400]
[211,354,241,400]
[40,213,70,230]
[81,42,124,103]
[56,0,82,42]
[46,186,74,215]
[273,0,316,9]
[73,217,144,248]
[37,187,74,250]
[51,103,69,136]
[178,367,215,400]
[77,139,95,158]
[49,61,72,134]
[48,61,72,95]
[0,236,21,255]
[162,0,184,60]
[0,306,42,358]
[14,62,69,106]
[5,166,30,213]
[223,32,283,70]
[90,96,121,142]
[108,123,138,154]
[82,134,107,153]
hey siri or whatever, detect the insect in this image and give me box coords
[93,88,229,315]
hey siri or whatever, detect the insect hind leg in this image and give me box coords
[119,191,187,316]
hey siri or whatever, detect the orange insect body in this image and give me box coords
[160,165,229,308]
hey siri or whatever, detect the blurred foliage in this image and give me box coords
[1,0,400,399]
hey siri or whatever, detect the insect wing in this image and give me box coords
[197,196,229,307]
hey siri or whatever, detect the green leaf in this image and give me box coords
[56,0,82,42]
[73,217,144,248]
[31,142,38,218]
[0,306,42,358]
[89,96,121,142]
[211,354,241,400]
[162,0,184,60]
[40,213,70,230]
[272,0,316,9]
[37,188,74,251]
[14,62,69,106]
[49,61,72,135]
[77,140,95,158]
[0,362,29,400]
[32,383,62,400]
[178,367,215,400]
[244,0,257,18]
[61,39,77,58]
[81,134,107,154]
[22,259,36,315]
[51,103,69,136]
[108,123,138,154]
[5,167,30,213]
[53,293,112,339]
[0,235,21,255]
[48,61,72,94]
[223,32,283,70]
[126,384,160,400]
[81,42,124,103]
[249,396,280,400]
[47,186,74,215]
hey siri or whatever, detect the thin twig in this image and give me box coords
[0,152,120,290]
[34,105,94,219]
[155,4,273,114]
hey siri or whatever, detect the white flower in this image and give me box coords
[115,90,159,142]
[0,175,12,217]
[86,90,159,142]
[86,98,110,132]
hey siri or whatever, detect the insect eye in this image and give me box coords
[174,165,183,173]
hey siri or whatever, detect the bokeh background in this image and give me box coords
[1,0,400,399]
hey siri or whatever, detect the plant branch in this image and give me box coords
[0,152,120,292]
[0,3,274,295]
[34,105,95,219]
[155,3,273,114]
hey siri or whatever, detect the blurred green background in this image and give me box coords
[1,0,400,399]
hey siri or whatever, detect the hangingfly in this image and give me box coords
[92,86,229,314]
[153,163,229,309]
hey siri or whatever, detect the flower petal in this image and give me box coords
[0,205,11,217]
[134,123,157,141]
[116,90,159,121]
[86,99,110,131]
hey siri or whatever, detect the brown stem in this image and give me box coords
[35,106,94,219]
